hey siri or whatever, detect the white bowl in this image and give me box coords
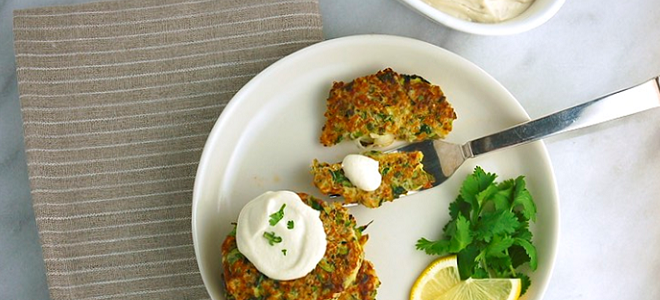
[397,0,565,35]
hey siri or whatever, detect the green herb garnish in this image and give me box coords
[269,204,286,226]
[381,167,391,175]
[287,220,295,230]
[415,166,538,295]
[330,169,353,187]
[418,124,433,135]
[392,185,407,197]
[225,248,244,265]
[318,259,336,272]
[282,249,287,256]
[263,231,282,246]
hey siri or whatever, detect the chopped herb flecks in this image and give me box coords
[269,204,286,226]
[330,169,352,187]
[263,231,282,246]
[418,124,433,135]
[287,220,295,230]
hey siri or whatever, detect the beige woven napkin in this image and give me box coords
[13,0,322,299]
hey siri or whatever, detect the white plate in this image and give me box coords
[192,35,559,300]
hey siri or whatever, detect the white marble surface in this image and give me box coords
[1,0,659,299]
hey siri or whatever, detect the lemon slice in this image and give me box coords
[440,277,521,300]
[410,255,461,300]
[410,255,522,300]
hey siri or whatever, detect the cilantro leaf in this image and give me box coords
[509,245,531,269]
[474,210,519,243]
[514,237,538,271]
[516,273,532,296]
[497,178,515,190]
[487,255,514,278]
[416,238,450,256]
[486,235,515,258]
[448,196,471,219]
[471,265,489,279]
[459,166,497,213]
[456,244,480,279]
[449,215,473,252]
[419,215,473,255]
[492,184,514,211]
[512,176,537,222]
[513,226,533,241]
[475,183,501,209]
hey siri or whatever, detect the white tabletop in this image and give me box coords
[1,0,659,299]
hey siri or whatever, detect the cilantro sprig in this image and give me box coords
[416,166,538,294]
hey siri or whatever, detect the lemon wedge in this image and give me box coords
[410,255,522,300]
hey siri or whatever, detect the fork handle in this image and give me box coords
[465,77,660,158]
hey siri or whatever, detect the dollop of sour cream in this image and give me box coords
[423,0,535,23]
[236,191,327,281]
[342,154,382,191]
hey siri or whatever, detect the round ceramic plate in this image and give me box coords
[192,35,559,300]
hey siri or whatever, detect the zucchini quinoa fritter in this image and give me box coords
[221,193,380,300]
[311,151,434,208]
[337,260,379,300]
[320,68,457,147]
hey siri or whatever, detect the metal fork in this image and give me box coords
[396,76,660,188]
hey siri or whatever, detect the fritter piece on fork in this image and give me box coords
[311,151,434,208]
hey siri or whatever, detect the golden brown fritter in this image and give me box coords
[336,260,380,300]
[221,193,377,300]
[320,68,456,147]
[311,151,434,208]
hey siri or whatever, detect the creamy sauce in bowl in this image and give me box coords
[236,191,327,280]
[423,0,535,23]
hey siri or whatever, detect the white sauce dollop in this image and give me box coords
[236,191,327,281]
[424,0,535,23]
[342,154,382,192]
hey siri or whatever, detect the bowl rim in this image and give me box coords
[397,0,566,35]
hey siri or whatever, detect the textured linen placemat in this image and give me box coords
[13,0,322,299]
